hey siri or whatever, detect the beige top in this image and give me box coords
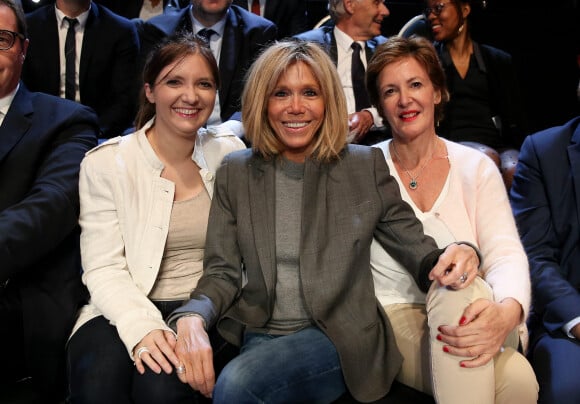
[148,189,211,301]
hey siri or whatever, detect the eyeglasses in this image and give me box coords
[423,1,453,17]
[0,29,25,51]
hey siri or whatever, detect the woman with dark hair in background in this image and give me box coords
[423,0,527,188]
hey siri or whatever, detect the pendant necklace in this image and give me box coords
[391,137,438,190]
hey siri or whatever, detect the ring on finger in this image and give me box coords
[459,272,468,284]
[176,364,186,374]
[136,346,150,360]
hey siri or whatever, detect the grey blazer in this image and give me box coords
[173,145,442,401]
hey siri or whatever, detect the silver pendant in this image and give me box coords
[409,179,418,190]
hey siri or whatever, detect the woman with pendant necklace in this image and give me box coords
[366,36,538,404]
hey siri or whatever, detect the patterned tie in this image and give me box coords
[351,42,371,111]
[198,28,215,43]
[64,17,78,101]
[251,0,261,16]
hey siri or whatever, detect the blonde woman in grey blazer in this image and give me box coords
[169,40,481,403]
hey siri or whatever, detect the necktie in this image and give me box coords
[64,17,78,101]
[198,28,215,43]
[351,42,371,111]
[251,0,261,16]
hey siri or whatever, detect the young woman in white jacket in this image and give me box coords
[67,33,245,403]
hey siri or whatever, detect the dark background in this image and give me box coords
[19,0,580,135]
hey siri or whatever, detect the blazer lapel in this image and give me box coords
[0,85,33,163]
[219,10,239,112]
[79,5,99,101]
[301,159,326,256]
[248,157,277,293]
[40,7,61,95]
[569,123,580,229]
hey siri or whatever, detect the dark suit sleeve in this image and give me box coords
[96,18,140,137]
[0,102,99,282]
[370,148,441,291]
[510,135,580,333]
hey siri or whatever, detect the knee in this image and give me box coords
[213,361,258,403]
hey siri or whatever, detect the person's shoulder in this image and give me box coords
[144,6,188,33]
[229,4,276,29]
[25,4,52,20]
[91,2,137,30]
[369,35,388,47]
[294,26,332,42]
[30,91,97,121]
[478,43,512,62]
[525,116,580,151]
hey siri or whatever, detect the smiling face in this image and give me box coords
[425,0,468,42]
[377,56,441,142]
[348,0,390,40]
[267,61,325,163]
[145,52,216,139]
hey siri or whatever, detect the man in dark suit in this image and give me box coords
[232,0,307,39]
[295,0,390,145]
[510,116,580,404]
[138,0,277,126]
[22,0,139,138]
[94,0,178,19]
[0,0,99,401]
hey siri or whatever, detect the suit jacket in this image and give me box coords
[294,24,387,68]
[0,84,99,399]
[94,0,172,19]
[232,0,307,39]
[138,5,277,123]
[22,3,140,138]
[510,116,580,348]
[172,146,444,401]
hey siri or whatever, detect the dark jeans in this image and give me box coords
[67,300,237,404]
[213,327,346,403]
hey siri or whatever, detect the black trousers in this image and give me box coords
[67,301,238,404]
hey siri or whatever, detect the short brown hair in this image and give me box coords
[242,40,348,162]
[134,31,219,129]
[366,35,450,124]
[0,0,27,38]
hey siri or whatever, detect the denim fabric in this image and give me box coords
[213,326,346,403]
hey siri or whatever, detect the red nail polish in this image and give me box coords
[443,346,449,353]
[459,316,467,325]
[460,363,466,368]
[436,334,442,341]
[437,326,442,332]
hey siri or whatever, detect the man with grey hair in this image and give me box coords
[295,0,390,145]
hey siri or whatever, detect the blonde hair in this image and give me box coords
[242,40,348,162]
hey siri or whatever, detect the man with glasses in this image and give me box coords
[0,0,98,401]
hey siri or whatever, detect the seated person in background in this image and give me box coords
[294,0,390,145]
[0,0,99,401]
[231,0,307,39]
[22,0,140,138]
[421,0,527,189]
[94,0,169,20]
[168,39,481,403]
[138,0,277,129]
[510,116,580,404]
[366,36,538,403]
[66,33,245,403]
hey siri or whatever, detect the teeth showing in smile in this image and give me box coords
[284,122,308,128]
[174,108,198,116]
[401,112,418,119]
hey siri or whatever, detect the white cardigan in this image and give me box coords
[71,118,245,357]
[371,139,531,332]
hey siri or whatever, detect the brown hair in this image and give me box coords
[366,35,450,123]
[134,31,219,129]
[242,39,348,162]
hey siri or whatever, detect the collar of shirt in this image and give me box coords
[54,3,91,30]
[190,8,228,39]
[0,83,20,125]
[333,26,366,61]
